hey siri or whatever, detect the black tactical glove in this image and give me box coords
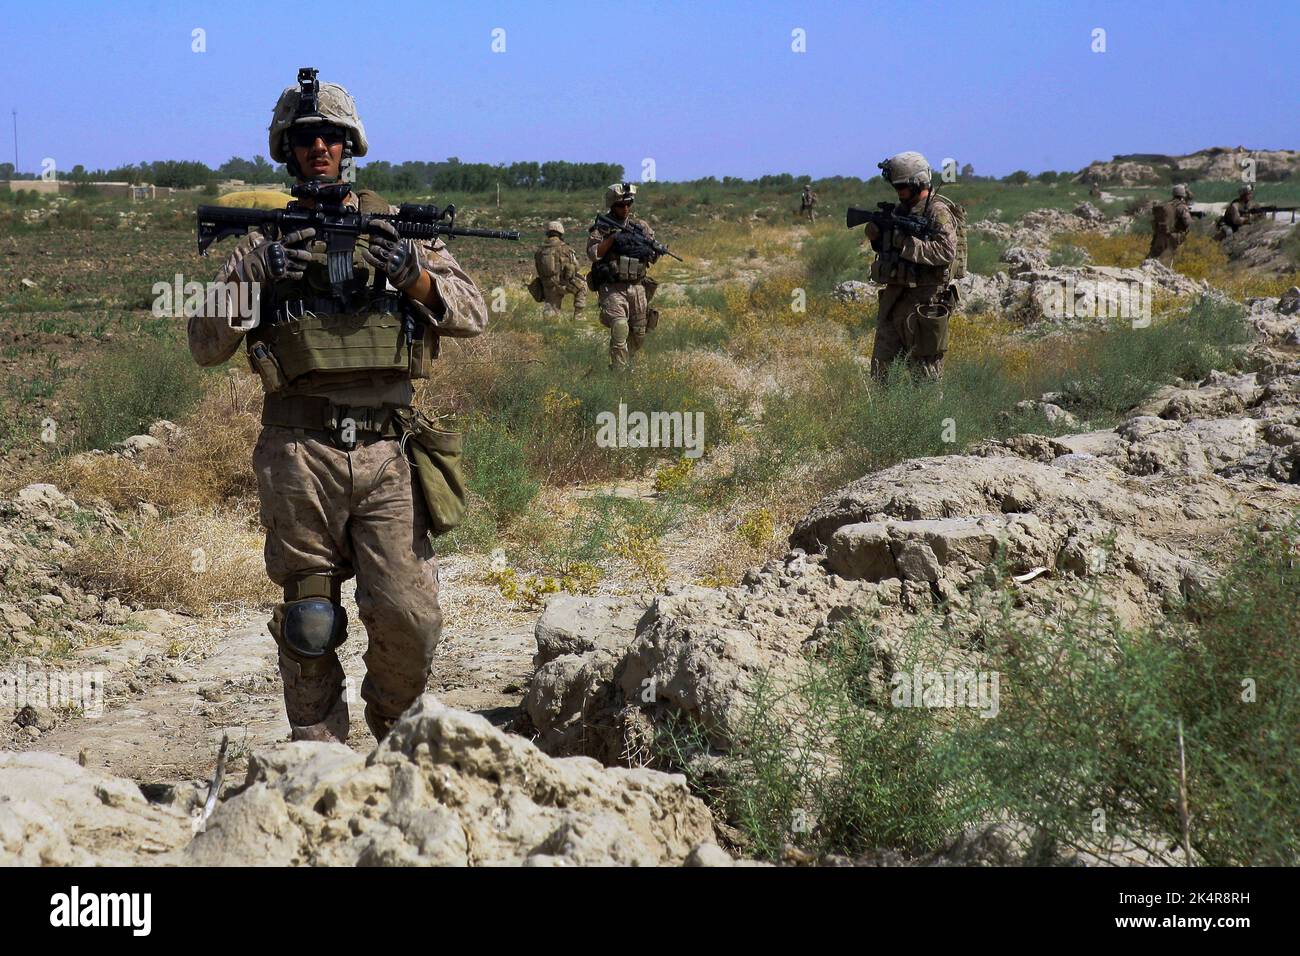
[361,219,422,290]
[233,228,316,283]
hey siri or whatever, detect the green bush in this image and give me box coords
[801,228,867,292]
[72,340,206,450]
[695,520,1300,864]
[463,415,539,525]
[1057,296,1250,421]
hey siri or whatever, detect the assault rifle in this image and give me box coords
[594,213,683,262]
[845,203,939,240]
[196,181,520,295]
[1249,205,1300,222]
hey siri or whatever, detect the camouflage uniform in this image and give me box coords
[588,214,659,369]
[1147,195,1194,264]
[534,234,587,316]
[869,197,959,379]
[188,188,487,743]
[1215,194,1254,241]
[800,187,818,222]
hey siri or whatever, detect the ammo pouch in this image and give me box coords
[611,255,647,282]
[527,275,545,303]
[394,409,467,537]
[645,308,660,331]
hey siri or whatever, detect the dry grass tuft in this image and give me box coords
[65,505,275,615]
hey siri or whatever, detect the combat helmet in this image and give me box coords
[545,220,565,236]
[605,182,637,208]
[269,67,369,181]
[879,151,932,188]
[1172,184,1189,198]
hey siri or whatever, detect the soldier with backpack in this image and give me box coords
[528,221,587,317]
[862,151,967,379]
[1147,184,1194,264]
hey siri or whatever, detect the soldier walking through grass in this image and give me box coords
[587,182,663,370]
[531,221,586,317]
[864,151,964,379]
[1147,184,1194,264]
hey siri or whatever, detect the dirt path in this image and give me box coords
[20,553,540,788]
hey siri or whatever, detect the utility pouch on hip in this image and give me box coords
[527,276,545,303]
[247,341,288,393]
[395,409,467,537]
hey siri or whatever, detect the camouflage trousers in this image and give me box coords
[541,277,587,316]
[598,280,650,368]
[871,283,950,379]
[252,425,442,744]
[1147,231,1186,265]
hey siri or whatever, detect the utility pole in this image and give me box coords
[11,110,16,173]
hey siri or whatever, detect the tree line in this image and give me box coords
[0,156,1091,190]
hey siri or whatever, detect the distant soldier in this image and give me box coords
[587,182,663,369]
[863,151,964,379]
[1088,179,1102,200]
[800,184,818,222]
[1214,184,1255,241]
[531,221,586,317]
[1147,184,1194,264]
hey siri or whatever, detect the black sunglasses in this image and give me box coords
[288,124,347,149]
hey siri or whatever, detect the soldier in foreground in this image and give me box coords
[530,221,586,317]
[187,71,488,743]
[1215,184,1255,241]
[1147,184,1194,264]
[862,151,962,379]
[800,184,818,222]
[587,182,663,369]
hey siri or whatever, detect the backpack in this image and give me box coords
[1151,200,1180,236]
[535,242,564,281]
[932,193,968,280]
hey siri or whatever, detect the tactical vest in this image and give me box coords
[595,218,650,283]
[245,188,435,393]
[869,199,960,287]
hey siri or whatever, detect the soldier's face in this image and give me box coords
[292,134,344,181]
[611,200,631,220]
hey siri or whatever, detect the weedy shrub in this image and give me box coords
[685,521,1300,864]
[1054,296,1250,421]
[71,339,207,451]
[801,228,868,292]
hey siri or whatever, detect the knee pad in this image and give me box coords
[281,598,347,658]
[272,575,347,660]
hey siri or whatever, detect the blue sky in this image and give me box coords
[1,0,1295,180]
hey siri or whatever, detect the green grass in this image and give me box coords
[965,230,1009,276]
